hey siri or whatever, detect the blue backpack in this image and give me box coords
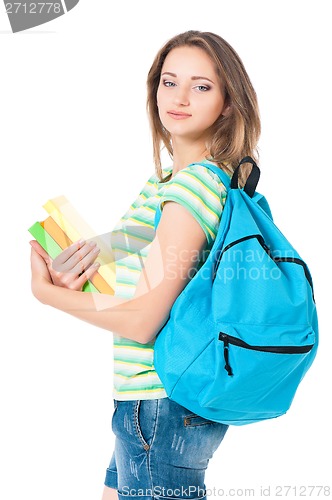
[153,157,318,426]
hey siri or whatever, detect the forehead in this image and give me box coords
[162,46,217,77]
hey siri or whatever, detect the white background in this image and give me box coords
[1,1,331,499]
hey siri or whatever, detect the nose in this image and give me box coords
[173,86,190,107]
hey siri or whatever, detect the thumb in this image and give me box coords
[29,240,51,263]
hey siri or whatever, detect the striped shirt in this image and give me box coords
[111,162,228,400]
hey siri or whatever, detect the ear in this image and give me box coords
[221,103,232,117]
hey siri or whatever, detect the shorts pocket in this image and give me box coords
[111,399,119,433]
[183,412,216,427]
[134,400,151,450]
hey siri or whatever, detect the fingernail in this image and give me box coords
[93,262,100,268]
[89,241,97,247]
[77,239,86,246]
[93,246,100,253]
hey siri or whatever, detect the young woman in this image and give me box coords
[30,30,260,500]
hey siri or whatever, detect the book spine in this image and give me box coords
[41,216,72,249]
[28,221,62,259]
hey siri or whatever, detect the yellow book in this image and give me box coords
[43,196,116,288]
[41,216,115,295]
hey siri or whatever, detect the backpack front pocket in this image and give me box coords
[219,332,314,376]
[196,325,316,420]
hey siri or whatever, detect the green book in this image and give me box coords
[28,221,98,293]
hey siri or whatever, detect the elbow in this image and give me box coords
[141,331,158,345]
[137,313,168,345]
[134,319,157,345]
[128,291,170,344]
[115,313,156,345]
[141,334,159,345]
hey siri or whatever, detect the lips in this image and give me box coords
[167,110,192,119]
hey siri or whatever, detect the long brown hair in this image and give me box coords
[146,30,261,183]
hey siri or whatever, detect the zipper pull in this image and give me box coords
[220,333,233,376]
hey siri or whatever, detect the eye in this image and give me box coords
[194,85,210,92]
[162,80,176,87]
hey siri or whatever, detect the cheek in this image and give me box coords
[205,97,225,122]
[156,88,167,125]
[196,105,221,128]
[156,85,166,109]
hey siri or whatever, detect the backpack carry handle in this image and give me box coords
[231,156,260,198]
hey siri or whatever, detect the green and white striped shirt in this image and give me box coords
[111,162,228,400]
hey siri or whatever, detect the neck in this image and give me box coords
[171,138,209,176]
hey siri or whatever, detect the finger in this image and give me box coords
[30,246,46,263]
[30,247,51,279]
[76,262,101,289]
[72,244,101,276]
[71,245,100,275]
[52,240,91,273]
[55,241,99,274]
[29,240,51,263]
[53,239,86,266]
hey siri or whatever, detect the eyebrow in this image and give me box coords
[161,72,215,84]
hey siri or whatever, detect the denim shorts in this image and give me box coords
[104,397,228,500]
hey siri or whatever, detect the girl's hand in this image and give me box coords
[29,239,101,292]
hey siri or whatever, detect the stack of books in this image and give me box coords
[28,196,116,294]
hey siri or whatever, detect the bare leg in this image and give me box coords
[101,486,118,500]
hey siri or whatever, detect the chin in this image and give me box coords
[170,129,207,142]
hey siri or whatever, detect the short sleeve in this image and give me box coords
[159,164,227,247]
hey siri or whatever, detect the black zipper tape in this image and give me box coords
[212,235,314,298]
[219,332,314,377]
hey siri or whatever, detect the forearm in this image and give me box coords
[33,278,155,344]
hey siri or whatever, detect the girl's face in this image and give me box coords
[156,45,228,144]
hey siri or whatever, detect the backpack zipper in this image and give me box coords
[219,332,314,377]
[212,234,314,297]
